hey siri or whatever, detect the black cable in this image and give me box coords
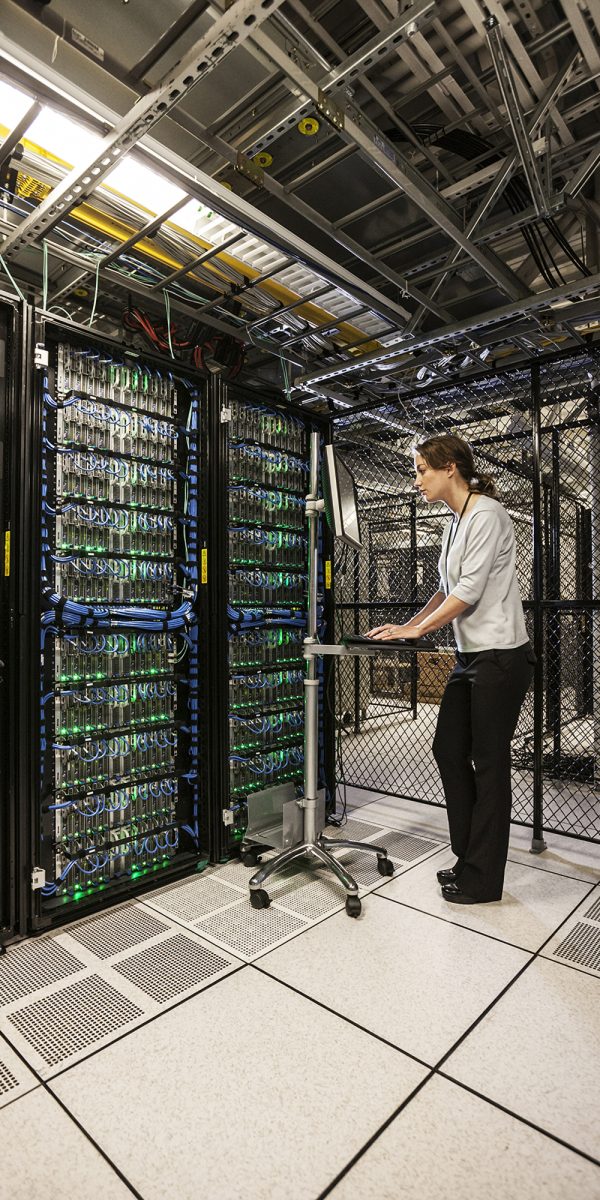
[391,125,591,285]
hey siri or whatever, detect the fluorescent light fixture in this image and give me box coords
[0,80,33,128]
[28,106,103,166]
[104,155,186,214]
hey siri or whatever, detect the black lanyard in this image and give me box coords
[443,491,473,587]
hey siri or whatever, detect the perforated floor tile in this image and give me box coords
[0,1037,39,1110]
[273,876,346,920]
[143,874,244,924]
[212,856,305,892]
[0,1055,19,1097]
[112,933,235,1002]
[6,975,143,1071]
[66,904,170,959]
[321,818,387,841]
[335,853,401,888]
[0,937,85,1006]
[196,898,307,960]
[371,830,440,862]
[551,922,600,974]
[583,893,600,923]
[542,884,600,978]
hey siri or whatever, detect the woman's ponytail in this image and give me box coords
[470,472,498,498]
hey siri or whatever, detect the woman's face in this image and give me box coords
[413,453,451,503]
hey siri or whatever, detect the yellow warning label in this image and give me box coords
[201,548,208,584]
[4,531,10,577]
[325,559,332,589]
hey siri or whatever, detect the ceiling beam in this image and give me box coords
[0,0,289,257]
[295,269,600,386]
[0,30,421,330]
[250,13,531,302]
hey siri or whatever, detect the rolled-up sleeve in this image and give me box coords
[450,511,502,605]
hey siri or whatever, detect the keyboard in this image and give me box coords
[342,634,435,650]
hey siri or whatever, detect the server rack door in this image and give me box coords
[31,318,207,927]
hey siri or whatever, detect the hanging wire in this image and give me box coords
[88,255,101,327]
[163,289,176,359]
[0,252,26,302]
[42,239,49,311]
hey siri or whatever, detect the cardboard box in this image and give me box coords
[416,651,454,704]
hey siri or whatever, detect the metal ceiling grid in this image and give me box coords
[0,0,598,400]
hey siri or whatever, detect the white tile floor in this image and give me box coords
[1,792,599,1200]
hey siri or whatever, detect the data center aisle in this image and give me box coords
[1,797,599,1200]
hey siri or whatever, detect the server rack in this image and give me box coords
[208,377,334,861]
[29,316,207,930]
[0,306,336,946]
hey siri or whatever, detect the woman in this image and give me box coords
[368,434,535,905]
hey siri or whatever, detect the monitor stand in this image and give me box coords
[248,431,396,918]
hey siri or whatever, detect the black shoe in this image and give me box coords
[437,868,457,884]
[441,883,481,905]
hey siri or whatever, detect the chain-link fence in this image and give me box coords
[331,347,600,844]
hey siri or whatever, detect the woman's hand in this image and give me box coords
[366,623,422,640]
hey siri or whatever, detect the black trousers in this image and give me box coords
[432,643,535,901]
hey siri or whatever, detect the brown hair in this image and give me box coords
[413,434,498,498]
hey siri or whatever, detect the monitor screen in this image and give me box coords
[322,445,362,550]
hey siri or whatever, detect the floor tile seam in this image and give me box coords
[140,871,399,967]
[248,901,361,963]
[350,798,599,864]
[506,855,600,884]
[0,1027,142,1192]
[344,794,448,824]
[249,962,433,1070]
[351,815,450,841]
[0,1025,49,1092]
[375,870,599,952]
[246,852,455,962]
[136,899,249,961]
[536,948,600,984]
[43,1082,144,1198]
[316,1069,437,1200]
[432,880,599,1074]
[370,891,538,954]
[530,879,598,956]
[434,1069,600,1169]
[0,1082,41,1115]
[33,961,248,1086]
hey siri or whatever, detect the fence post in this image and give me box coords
[530,361,547,853]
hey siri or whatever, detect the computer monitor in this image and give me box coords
[321,444,362,550]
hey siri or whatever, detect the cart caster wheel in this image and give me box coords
[346,895,361,918]
[0,944,5,956]
[242,851,259,868]
[377,857,394,877]
[250,889,271,910]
